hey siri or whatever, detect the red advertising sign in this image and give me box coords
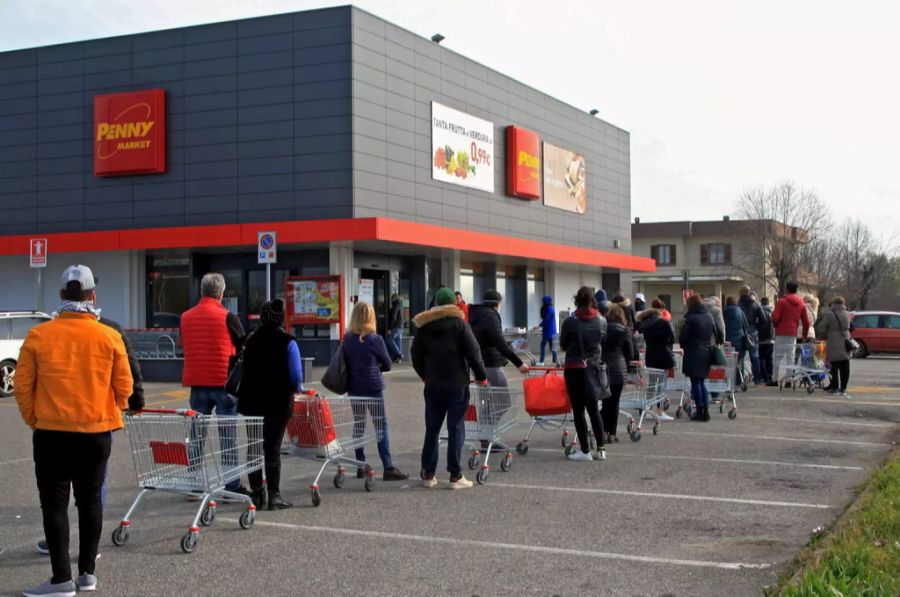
[285,275,344,327]
[94,89,166,177]
[30,238,47,268]
[506,126,541,200]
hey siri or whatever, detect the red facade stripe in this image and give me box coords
[0,218,655,272]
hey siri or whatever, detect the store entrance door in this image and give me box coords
[360,269,390,337]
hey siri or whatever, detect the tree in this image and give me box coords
[736,181,831,295]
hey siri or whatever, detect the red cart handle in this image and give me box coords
[529,365,563,372]
[131,408,198,417]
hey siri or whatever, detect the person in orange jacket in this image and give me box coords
[454,291,470,321]
[771,281,811,383]
[16,265,133,597]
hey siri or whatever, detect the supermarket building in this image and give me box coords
[0,6,653,361]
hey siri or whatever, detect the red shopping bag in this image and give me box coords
[287,396,337,447]
[464,403,478,422]
[523,370,570,416]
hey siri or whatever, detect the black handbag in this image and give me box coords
[225,353,243,396]
[577,322,611,400]
[321,341,348,394]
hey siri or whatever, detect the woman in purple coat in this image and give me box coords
[344,302,409,481]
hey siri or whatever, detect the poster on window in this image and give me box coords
[431,102,495,193]
[542,142,586,214]
[285,275,343,325]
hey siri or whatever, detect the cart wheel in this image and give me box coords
[675,407,683,419]
[500,454,512,472]
[239,509,255,529]
[662,398,671,411]
[180,532,199,554]
[111,525,129,547]
[629,430,642,443]
[515,442,529,456]
[560,433,569,448]
[310,487,321,507]
[807,385,815,394]
[728,409,738,420]
[199,504,216,527]
[719,402,724,414]
[419,468,426,480]
[364,475,374,492]
[626,421,635,434]
[652,423,659,436]
[333,471,345,489]
[467,455,480,470]
[476,468,488,484]
[684,404,693,417]
[741,383,748,392]
[564,443,575,456]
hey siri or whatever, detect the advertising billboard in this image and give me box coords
[285,275,343,325]
[506,126,541,200]
[542,142,586,214]
[431,102,494,193]
[94,89,166,176]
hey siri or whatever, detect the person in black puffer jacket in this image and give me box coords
[559,286,608,461]
[679,294,724,421]
[411,288,487,489]
[636,298,677,424]
[601,304,634,442]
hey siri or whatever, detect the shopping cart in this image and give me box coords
[111,409,263,554]
[503,329,541,365]
[517,367,579,456]
[707,350,739,418]
[451,383,519,484]
[619,365,667,441]
[285,392,382,506]
[780,342,830,394]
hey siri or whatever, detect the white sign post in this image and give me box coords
[257,231,277,301]
[30,239,47,312]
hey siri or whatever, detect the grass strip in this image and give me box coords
[775,448,899,596]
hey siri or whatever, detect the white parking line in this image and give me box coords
[0,457,32,467]
[228,518,771,570]
[527,449,864,471]
[666,430,893,448]
[488,482,832,509]
[735,413,895,429]
[749,395,900,407]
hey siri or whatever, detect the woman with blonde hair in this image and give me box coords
[344,301,408,480]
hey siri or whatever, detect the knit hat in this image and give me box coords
[260,299,285,327]
[482,289,503,305]
[434,287,456,306]
[594,289,610,315]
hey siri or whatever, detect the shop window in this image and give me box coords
[651,244,676,266]
[147,253,190,329]
[701,243,731,265]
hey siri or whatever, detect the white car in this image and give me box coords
[0,311,52,398]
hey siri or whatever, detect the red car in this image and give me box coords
[850,311,900,358]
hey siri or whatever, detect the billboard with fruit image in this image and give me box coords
[431,102,495,193]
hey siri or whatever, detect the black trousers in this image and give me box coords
[248,414,290,495]
[33,429,111,583]
[563,368,604,453]
[600,383,624,436]
[758,343,774,382]
[830,359,850,392]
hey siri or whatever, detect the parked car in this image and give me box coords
[0,311,52,397]
[850,311,900,358]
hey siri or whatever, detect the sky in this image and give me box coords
[2,0,898,244]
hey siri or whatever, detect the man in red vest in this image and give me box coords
[180,272,248,496]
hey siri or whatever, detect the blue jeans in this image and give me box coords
[388,328,403,360]
[421,388,468,477]
[690,376,710,406]
[189,387,240,490]
[352,390,393,469]
[540,336,558,364]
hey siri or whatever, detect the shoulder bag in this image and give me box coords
[706,313,727,366]
[577,321,611,400]
[834,311,858,354]
[225,332,253,396]
[321,341,348,394]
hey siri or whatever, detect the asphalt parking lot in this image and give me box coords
[1,357,898,596]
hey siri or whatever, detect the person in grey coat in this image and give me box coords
[815,295,853,397]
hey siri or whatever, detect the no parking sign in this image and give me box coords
[258,231,277,264]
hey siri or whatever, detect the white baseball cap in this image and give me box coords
[636,292,646,302]
[60,264,97,290]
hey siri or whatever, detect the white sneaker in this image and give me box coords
[594,448,607,461]
[567,450,593,461]
[657,413,674,422]
[448,475,474,490]
[75,573,97,592]
[422,476,438,488]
